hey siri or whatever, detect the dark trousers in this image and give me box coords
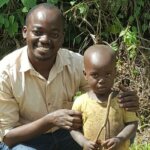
[0,129,82,150]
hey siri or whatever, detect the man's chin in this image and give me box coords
[34,54,50,61]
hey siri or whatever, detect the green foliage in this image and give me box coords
[0,0,149,52]
[47,0,59,5]
[130,143,150,150]
[21,0,37,12]
[119,26,139,59]
[0,0,9,7]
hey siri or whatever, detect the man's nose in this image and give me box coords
[39,35,50,43]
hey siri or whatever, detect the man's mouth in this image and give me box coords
[36,47,50,52]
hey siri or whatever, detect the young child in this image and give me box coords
[70,44,138,150]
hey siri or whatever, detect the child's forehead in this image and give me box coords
[89,50,113,64]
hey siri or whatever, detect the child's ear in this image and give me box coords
[22,26,27,39]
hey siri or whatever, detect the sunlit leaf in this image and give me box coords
[0,0,9,8]
[21,0,36,10]
[47,0,59,4]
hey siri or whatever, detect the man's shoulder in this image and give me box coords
[59,48,83,61]
[0,46,27,71]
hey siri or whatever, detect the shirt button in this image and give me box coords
[48,102,51,106]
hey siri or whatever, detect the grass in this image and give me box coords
[130,143,150,150]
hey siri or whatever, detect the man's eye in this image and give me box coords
[92,74,98,78]
[33,30,42,36]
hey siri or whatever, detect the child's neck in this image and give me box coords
[89,90,112,102]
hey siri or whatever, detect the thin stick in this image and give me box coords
[94,92,114,142]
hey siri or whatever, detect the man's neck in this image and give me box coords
[30,57,56,80]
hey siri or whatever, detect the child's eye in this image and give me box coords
[51,33,59,39]
[106,73,111,77]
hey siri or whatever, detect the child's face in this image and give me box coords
[84,55,116,96]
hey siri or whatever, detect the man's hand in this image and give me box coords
[102,137,121,150]
[47,109,82,130]
[118,85,139,111]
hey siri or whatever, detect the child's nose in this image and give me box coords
[98,78,105,83]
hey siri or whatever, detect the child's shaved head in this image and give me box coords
[84,44,116,70]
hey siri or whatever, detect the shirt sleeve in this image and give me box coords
[0,73,20,141]
[72,96,83,112]
[78,56,89,93]
[123,109,139,123]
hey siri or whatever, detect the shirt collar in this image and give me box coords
[19,46,33,72]
[19,47,70,72]
[55,48,71,69]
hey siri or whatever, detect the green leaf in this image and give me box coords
[128,16,134,23]
[7,21,18,37]
[22,7,28,13]
[12,22,18,33]
[21,0,36,10]
[47,0,59,5]
[119,30,126,37]
[4,18,9,28]
[78,3,88,15]
[142,24,148,32]
[0,14,4,25]
[70,1,76,6]
[111,42,118,51]
[9,15,14,24]
[108,20,122,34]
[0,0,9,8]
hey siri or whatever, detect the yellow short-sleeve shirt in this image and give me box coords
[72,93,138,150]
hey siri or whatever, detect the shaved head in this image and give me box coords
[84,44,116,70]
[25,3,64,27]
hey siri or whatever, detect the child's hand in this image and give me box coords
[83,140,100,150]
[102,137,121,150]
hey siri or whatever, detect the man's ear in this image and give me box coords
[83,70,87,80]
[22,26,27,39]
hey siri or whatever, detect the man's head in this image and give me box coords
[84,44,116,96]
[22,3,64,62]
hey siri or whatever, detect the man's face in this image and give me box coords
[23,8,64,62]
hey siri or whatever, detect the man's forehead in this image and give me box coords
[31,8,60,20]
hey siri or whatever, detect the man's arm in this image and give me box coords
[4,109,82,147]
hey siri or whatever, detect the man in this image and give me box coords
[0,3,138,150]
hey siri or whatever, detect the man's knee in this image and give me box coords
[11,144,36,150]
[0,142,10,150]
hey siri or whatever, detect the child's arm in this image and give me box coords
[102,121,138,149]
[70,130,99,150]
